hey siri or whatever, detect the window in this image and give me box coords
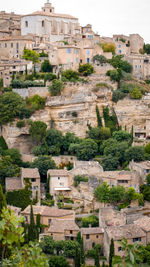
[118,180,128,184]
[48,219,51,225]
[42,20,45,27]
[118,50,122,54]
[70,230,73,234]
[5,43,7,48]
[118,247,122,252]
[25,216,28,222]
[86,58,90,63]
[31,178,36,182]
[25,21,28,27]
[86,50,90,56]
[92,242,95,248]
[133,237,141,242]
[66,48,72,54]
[0,43,1,48]
[58,177,60,180]
[33,186,37,190]
[11,43,13,48]
[71,237,74,240]
[96,235,99,239]
[76,58,79,63]
[86,234,90,239]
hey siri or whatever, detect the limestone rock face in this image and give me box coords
[2,123,33,154]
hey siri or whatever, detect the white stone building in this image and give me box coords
[21,1,80,43]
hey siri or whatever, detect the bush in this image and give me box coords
[106,69,122,82]
[109,55,132,73]
[26,95,46,110]
[78,63,94,76]
[62,69,79,81]
[0,136,8,150]
[76,139,98,160]
[130,88,143,99]
[49,80,64,96]
[125,146,145,162]
[16,120,26,128]
[101,43,116,53]
[81,215,99,227]
[41,60,52,73]
[93,55,107,64]
[39,51,48,57]
[74,175,88,187]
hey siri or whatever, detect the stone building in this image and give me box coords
[21,1,80,43]
[21,205,75,230]
[47,169,71,195]
[81,227,104,250]
[134,216,150,244]
[99,170,140,192]
[0,35,35,59]
[104,224,146,260]
[41,219,79,241]
[0,11,21,38]
[5,168,41,202]
[129,160,150,183]
[57,44,80,70]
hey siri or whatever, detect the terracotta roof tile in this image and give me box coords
[106,224,146,240]
[23,11,78,20]
[47,219,79,233]
[47,169,68,177]
[22,205,74,217]
[21,168,40,179]
[81,227,104,235]
[5,177,22,191]
[134,216,150,232]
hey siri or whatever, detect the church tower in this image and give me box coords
[42,0,55,13]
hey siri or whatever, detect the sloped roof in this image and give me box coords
[106,224,146,240]
[81,227,104,235]
[21,168,40,178]
[47,169,69,177]
[22,205,74,217]
[134,216,150,232]
[5,177,22,191]
[22,11,78,20]
[47,219,79,233]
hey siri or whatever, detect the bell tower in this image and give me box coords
[42,0,55,13]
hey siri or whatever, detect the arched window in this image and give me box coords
[42,20,45,27]
[25,21,28,27]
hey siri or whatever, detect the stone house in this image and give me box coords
[0,11,21,38]
[40,219,79,241]
[6,168,41,202]
[104,224,146,260]
[134,216,150,244]
[7,205,21,217]
[99,170,140,192]
[81,227,104,250]
[21,205,75,231]
[21,168,41,202]
[57,45,80,70]
[99,207,126,228]
[0,36,35,59]
[129,160,150,183]
[47,169,71,195]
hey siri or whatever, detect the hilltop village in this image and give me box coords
[1,1,150,266]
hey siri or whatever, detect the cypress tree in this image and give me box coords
[109,238,114,267]
[36,213,41,239]
[0,184,6,216]
[76,232,85,264]
[96,105,102,127]
[74,247,81,267]
[94,245,100,267]
[130,125,134,144]
[28,205,37,241]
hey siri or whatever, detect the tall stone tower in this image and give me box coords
[42,1,55,13]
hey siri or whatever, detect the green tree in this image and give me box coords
[125,146,145,162]
[31,155,56,182]
[95,182,110,206]
[23,48,39,64]
[0,156,20,186]
[48,255,71,267]
[40,236,54,255]
[109,186,126,204]
[49,79,64,96]
[145,142,150,154]
[93,54,107,64]
[81,215,99,227]
[106,69,122,82]
[28,205,37,242]
[74,247,81,267]
[146,174,150,185]
[109,55,132,73]
[4,148,22,166]
[101,155,119,171]
[112,130,131,142]
[76,139,98,160]
[76,232,85,264]
[78,63,94,76]
[62,69,79,81]
[41,60,52,73]
[45,128,64,155]
[96,105,102,127]
[0,184,6,216]
[36,214,41,239]
[109,238,114,267]
[0,92,26,125]
[94,244,100,267]
[29,121,47,145]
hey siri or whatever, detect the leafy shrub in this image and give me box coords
[81,215,99,227]
[48,80,64,96]
[41,60,52,73]
[93,54,107,64]
[109,55,132,73]
[74,175,89,187]
[130,88,143,99]
[26,95,46,110]
[39,51,48,57]
[0,136,8,150]
[78,63,94,76]
[62,69,79,81]
[106,69,122,82]
[16,120,26,128]
[101,43,116,53]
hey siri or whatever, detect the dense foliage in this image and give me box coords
[78,63,94,76]
[49,79,64,96]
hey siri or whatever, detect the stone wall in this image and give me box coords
[13,87,49,99]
